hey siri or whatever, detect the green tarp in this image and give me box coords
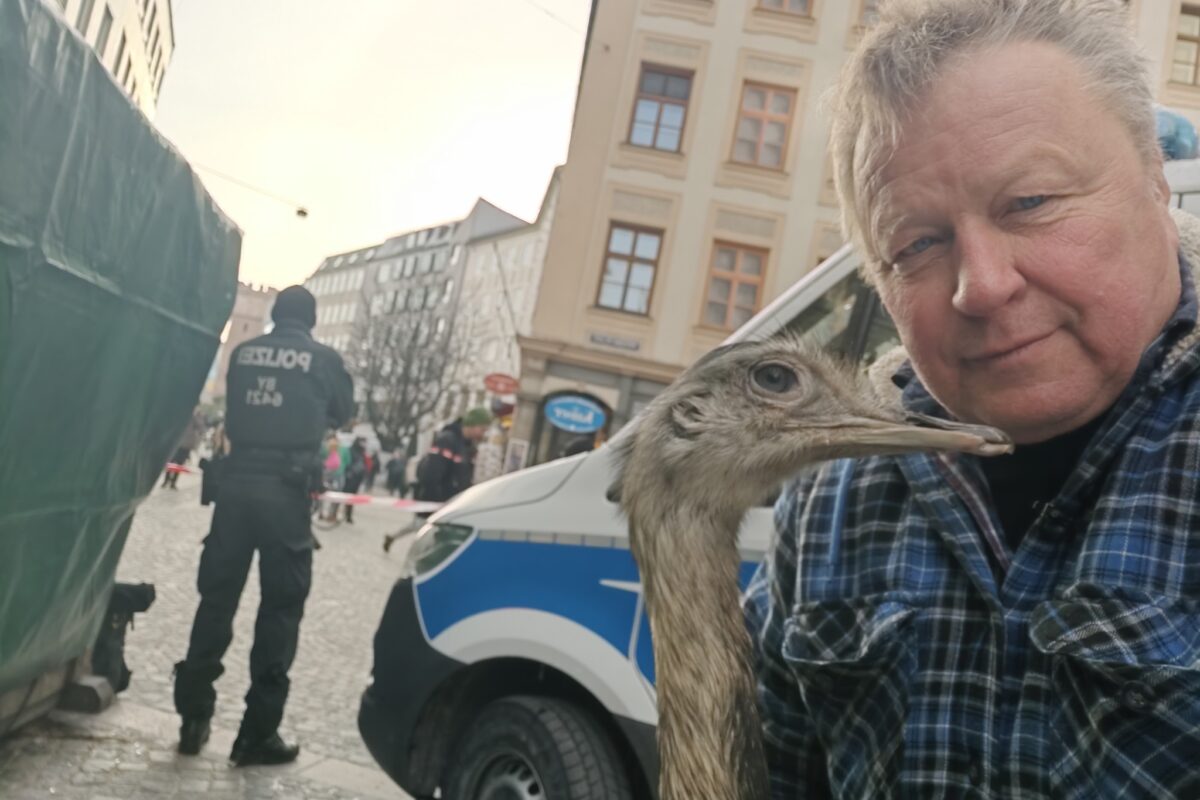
[0,0,241,694]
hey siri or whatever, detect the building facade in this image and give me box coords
[54,0,174,118]
[306,243,377,354]
[514,0,1200,466]
[202,282,276,404]
[305,199,526,448]
[458,170,562,405]
[516,0,880,465]
[459,172,562,479]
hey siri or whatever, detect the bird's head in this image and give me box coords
[610,338,1011,513]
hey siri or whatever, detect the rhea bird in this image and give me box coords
[609,337,1011,800]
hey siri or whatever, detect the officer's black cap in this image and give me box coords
[272,286,317,329]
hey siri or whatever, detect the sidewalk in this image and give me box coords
[0,475,418,799]
[0,696,410,799]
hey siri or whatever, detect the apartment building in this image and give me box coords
[306,243,377,354]
[305,199,526,443]
[458,170,562,400]
[54,0,174,117]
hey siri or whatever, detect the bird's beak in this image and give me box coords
[817,411,1012,457]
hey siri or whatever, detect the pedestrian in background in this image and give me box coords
[340,437,367,523]
[560,436,594,459]
[384,408,491,553]
[163,408,206,489]
[320,435,343,522]
[413,407,491,503]
[209,419,230,459]
[173,286,353,766]
[363,449,379,492]
[385,449,408,497]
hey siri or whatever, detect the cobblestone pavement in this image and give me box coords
[0,473,418,799]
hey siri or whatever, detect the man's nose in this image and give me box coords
[951,220,1025,317]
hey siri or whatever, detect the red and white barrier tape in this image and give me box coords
[165,463,442,513]
[317,492,443,513]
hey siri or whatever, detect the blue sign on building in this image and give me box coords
[544,395,607,434]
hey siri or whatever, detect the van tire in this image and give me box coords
[442,695,633,800]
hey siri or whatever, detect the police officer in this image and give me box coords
[413,406,491,502]
[174,286,353,765]
[382,408,490,553]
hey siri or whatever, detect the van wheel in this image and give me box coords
[442,695,633,800]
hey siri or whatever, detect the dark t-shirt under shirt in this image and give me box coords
[979,413,1107,550]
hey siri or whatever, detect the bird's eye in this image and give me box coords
[752,363,798,393]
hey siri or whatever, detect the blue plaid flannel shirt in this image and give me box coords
[745,259,1200,799]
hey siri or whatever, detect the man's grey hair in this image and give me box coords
[830,0,1158,274]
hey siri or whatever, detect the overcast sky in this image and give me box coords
[154,0,590,289]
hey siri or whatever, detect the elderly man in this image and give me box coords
[747,1,1200,797]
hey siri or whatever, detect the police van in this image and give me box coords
[358,163,1200,800]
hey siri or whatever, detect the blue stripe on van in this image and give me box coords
[418,537,763,687]
[417,539,642,653]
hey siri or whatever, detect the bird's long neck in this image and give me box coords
[633,504,769,800]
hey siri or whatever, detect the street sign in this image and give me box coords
[544,395,607,434]
[484,373,519,394]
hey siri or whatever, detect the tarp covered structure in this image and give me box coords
[0,0,241,696]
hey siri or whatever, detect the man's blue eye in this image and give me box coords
[1015,195,1046,211]
[900,236,938,257]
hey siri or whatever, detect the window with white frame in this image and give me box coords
[95,7,114,57]
[757,0,811,14]
[859,0,880,26]
[732,82,796,170]
[629,65,693,153]
[76,0,96,34]
[1174,6,1200,85]
[702,242,767,330]
[596,223,662,315]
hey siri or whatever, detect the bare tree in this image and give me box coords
[343,282,481,453]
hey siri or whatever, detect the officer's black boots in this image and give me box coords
[230,732,301,767]
[177,718,211,755]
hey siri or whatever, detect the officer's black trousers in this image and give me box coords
[174,475,313,742]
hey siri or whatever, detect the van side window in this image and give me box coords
[859,293,901,366]
[776,271,870,357]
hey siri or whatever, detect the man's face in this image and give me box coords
[463,425,487,443]
[874,42,1180,444]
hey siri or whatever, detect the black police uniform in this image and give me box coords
[174,317,353,752]
[414,420,477,502]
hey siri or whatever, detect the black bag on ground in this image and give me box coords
[91,582,156,693]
